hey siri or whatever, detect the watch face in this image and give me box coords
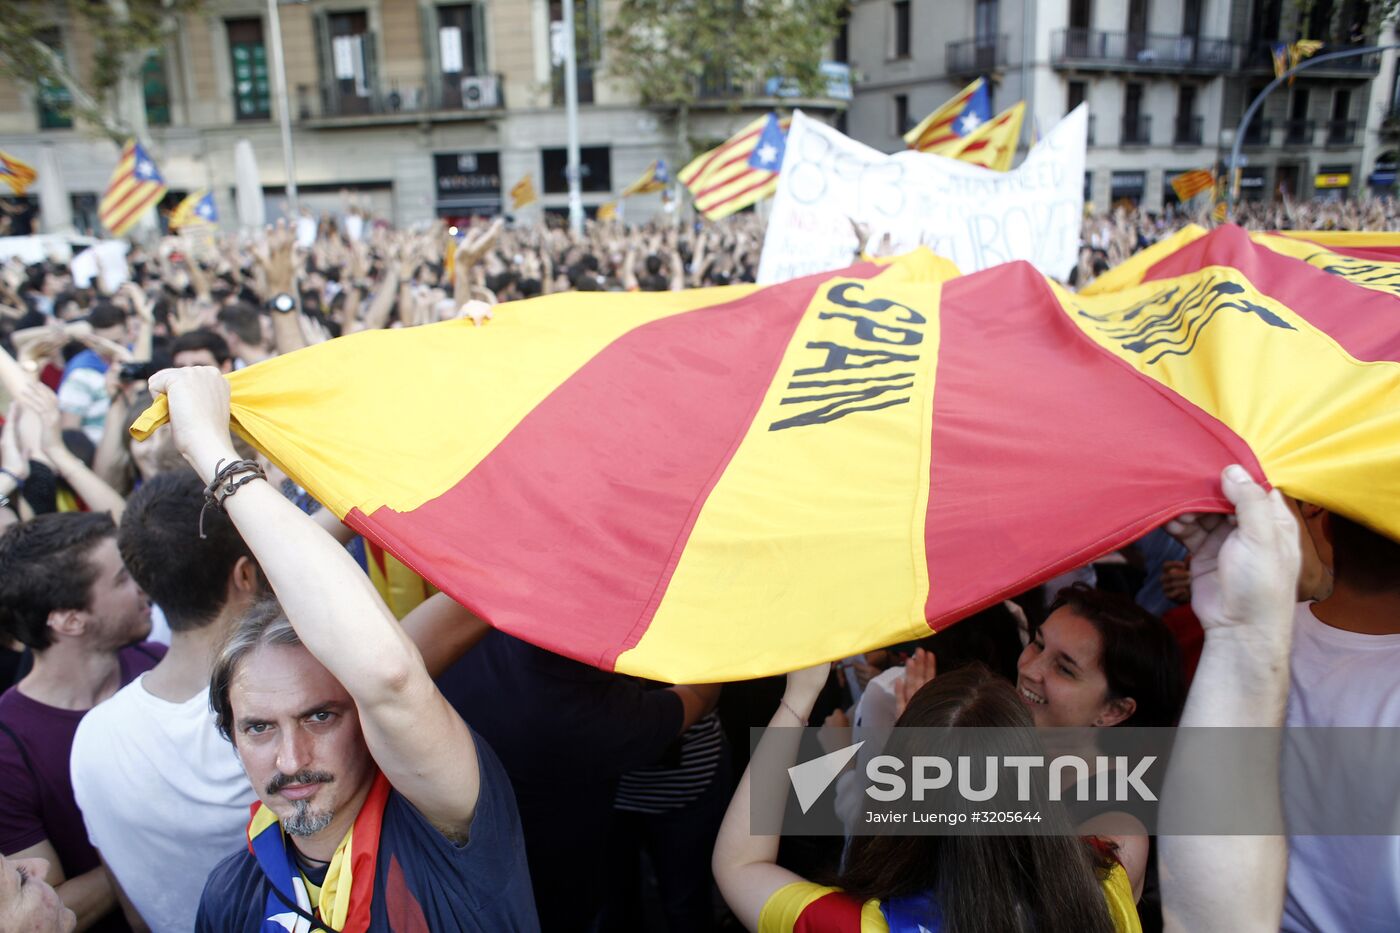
[272,294,295,312]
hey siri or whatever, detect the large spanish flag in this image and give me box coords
[133,243,1400,682]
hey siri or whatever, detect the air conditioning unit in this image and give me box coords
[460,75,500,110]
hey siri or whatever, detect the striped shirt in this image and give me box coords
[614,711,724,814]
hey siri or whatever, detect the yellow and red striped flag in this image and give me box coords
[939,101,1025,171]
[620,160,669,198]
[904,78,991,153]
[99,140,167,237]
[1171,169,1215,203]
[678,113,790,220]
[0,151,37,196]
[134,239,1400,682]
[168,189,218,231]
[510,174,538,210]
[596,201,617,221]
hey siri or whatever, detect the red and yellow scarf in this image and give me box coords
[246,772,391,933]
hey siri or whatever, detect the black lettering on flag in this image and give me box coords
[794,342,919,376]
[817,312,923,346]
[825,282,927,325]
[769,380,915,432]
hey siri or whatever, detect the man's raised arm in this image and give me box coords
[148,366,482,838]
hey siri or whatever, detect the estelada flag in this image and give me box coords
[100,140,167,237]
[134,244,1400,682]
[620,160,669,198]
[903,78,992,153]
[169,189,218,231]
[939,101,1025,172]
[679,114,790,220]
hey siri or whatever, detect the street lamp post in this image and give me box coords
[561,0,584,234]
[266,0,300,219]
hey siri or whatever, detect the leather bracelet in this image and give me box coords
[199,458,266,539]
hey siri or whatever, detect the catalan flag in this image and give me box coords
[1170,169,1215,203]
[99,140,167,237]
[510,174,538,210]
[620,159,669,198]
[939,101,1025,171]
[678,113,790,220]
[904,78,992,153]
[168,188,218,231]
[0,151,37,196]
[135,239,1400,682]
[596,200,617,221]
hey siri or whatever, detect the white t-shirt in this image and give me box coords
[1282,602,1400,933]
[70,676,255,933]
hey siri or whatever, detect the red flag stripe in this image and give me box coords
[679,125,766,185]
[696,170,779,215]
[346,262,885,670]
[922,262,1264,628]
[105,187,164,235]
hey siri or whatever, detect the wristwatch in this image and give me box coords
[267,292,297,314]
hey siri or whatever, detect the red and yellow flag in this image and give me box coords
[939,102,1025,172]
[678,114,790,220]
[1171,169,1215,203]
[0,150,37,196]
[100,140,167,237]
[903,78,988,153]
[510,174,538,210]
[135,239,1399,682]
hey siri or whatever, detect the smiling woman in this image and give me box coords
[0,852,76,933]
[1018,584,1185,730]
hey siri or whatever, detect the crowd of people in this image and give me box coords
[0,201,1396,933]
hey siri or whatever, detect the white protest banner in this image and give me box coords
[757,106,1087,283]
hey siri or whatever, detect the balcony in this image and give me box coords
[1283,118,1316,146]
[1173,114,1203,146]
[1242,119,1273,147]
[1052,28,1237,74]
[946,36,1008,76]
[1326,118,1357,145]
[1244,41,1380,76]
[297,72,505,127]
[1121,113,1151,146]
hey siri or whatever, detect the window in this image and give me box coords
[436,3,486,108]
[975,0,998,45]
[893,1,911,58]
[542,145,611,193]
[1067,80,1087,113]
[36,30,73,129]
[143,51,171,127]
[1332,88,1351,121]
[227,19,271,121]
[1069,0,1092,30]
[1182,0,1202,38]
[833,5,850,63]
[1175,84,1199,143]
[1123,82,1147,144]
[1330,88,1354,143]
[550,0,601,105]
[318,10,375,116]
[894,93,910,134]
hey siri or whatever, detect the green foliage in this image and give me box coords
[0,0,203,141]
[604,0,846,108]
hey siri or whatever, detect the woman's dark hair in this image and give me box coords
[840,665,1117,933]
[1045,583,1185,727]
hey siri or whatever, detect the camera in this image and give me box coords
[119,360,160,384]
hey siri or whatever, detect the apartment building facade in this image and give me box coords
[0,0,848,233]
[845,0,1400,212]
